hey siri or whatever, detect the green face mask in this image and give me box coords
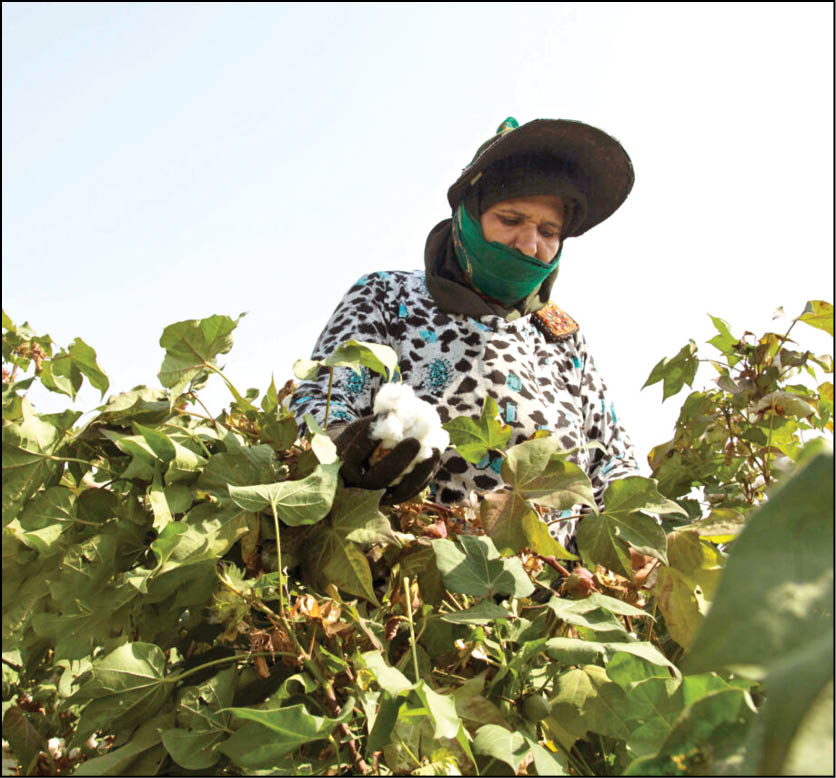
[451,203,562,307]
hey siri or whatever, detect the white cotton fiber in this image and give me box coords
[370,383,450,482]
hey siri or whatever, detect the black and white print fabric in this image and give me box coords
[291,270,641,551]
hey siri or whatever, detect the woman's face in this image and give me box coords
[480,194,565,263]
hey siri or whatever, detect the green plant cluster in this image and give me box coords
[2,302,833,776]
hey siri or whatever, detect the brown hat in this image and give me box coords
[448,117,634,238]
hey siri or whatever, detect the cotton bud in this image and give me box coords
[47,737,66,760]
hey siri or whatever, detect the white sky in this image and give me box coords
[3,2,834,473]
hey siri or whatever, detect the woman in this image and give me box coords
[291,117,641,552]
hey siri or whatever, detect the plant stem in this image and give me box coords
[403,576,421,682]
[598,734,608,776]
[166,650,286,684]
[42,453,118,476]
[188,391,218,430]
[270,502,285,616]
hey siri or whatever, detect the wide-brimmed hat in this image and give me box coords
[447,117,634,238]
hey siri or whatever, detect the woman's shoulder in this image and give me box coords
[344,270,430,299]
[348,269,425,288]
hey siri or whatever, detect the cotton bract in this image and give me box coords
[370,383,449,480]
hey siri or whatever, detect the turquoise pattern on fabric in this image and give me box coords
[506,373,523,391]
[398,303,408,318]
[423,358,453,394]
[601,458,619,476]
[419,329,438,343]
[346,368,367,395]
[505,402,517,423]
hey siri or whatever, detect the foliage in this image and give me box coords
[2,301,832,776]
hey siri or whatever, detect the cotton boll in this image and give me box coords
[373,382,412,415]
[371,413,405,449]
[369,382,449,486]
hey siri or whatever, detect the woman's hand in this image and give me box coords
[335,414,441,504]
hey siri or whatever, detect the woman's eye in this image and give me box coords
[499,216,520,226]
[539,228,557,239]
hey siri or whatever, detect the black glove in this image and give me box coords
[334,414,442,504]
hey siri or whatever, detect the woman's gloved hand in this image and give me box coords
[334,414,441,504]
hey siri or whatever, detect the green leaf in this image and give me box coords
[228,462,340,526]
[521,510,577,559]
[649,565,705,651]
[360,650,413,696]
[133,423,177,463]
[501,436,597,511]
[620,678,681,757]
[450,673,508,728]
[798,300,833,335]
[100,429,156,480]
[625,689,753,776]
[685,452,834,776]
[69,643,172,741]
[642,341,699,401]
[432,535,534,598]
[197,445,277,493]
[94,386,170,426]
[439,599,511,625]
[545,638,681,678]
[18,485,76,530]
[606,652,671,689]
[74,712,175,776]
[3,706,43,775]
[479,489,536,554]
[161,668,238,771]
[524,733,569,776]
[678,508,744,543]
[292,358,321,381]
[148,463,173,532]
[218,701,352,768]
[442,395,512,463]
[412,681,461,740]
[577,476,677,578]
[706,315,738,358]
[159,728,224,772]
[329,487,399,546]
[321,339,399,380]
[40,354,83,398]
[547,592,649,635]
[305,520,379,605]
[68,337,110,397]
[473,724,529,772]
[157,314,240,399]
[2,401,79,524]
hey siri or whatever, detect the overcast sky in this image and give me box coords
[3,2,833,472]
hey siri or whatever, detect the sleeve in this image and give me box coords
[575,332,642,508]
[290,273,394,437]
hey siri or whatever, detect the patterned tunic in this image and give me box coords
[291,270,640,550]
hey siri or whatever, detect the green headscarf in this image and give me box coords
[451,201,562,307]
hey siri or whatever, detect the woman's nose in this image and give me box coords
[514,226,539,257]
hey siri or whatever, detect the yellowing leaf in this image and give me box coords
[799,300,833,335]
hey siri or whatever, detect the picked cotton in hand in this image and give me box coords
[370,383,449,480]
